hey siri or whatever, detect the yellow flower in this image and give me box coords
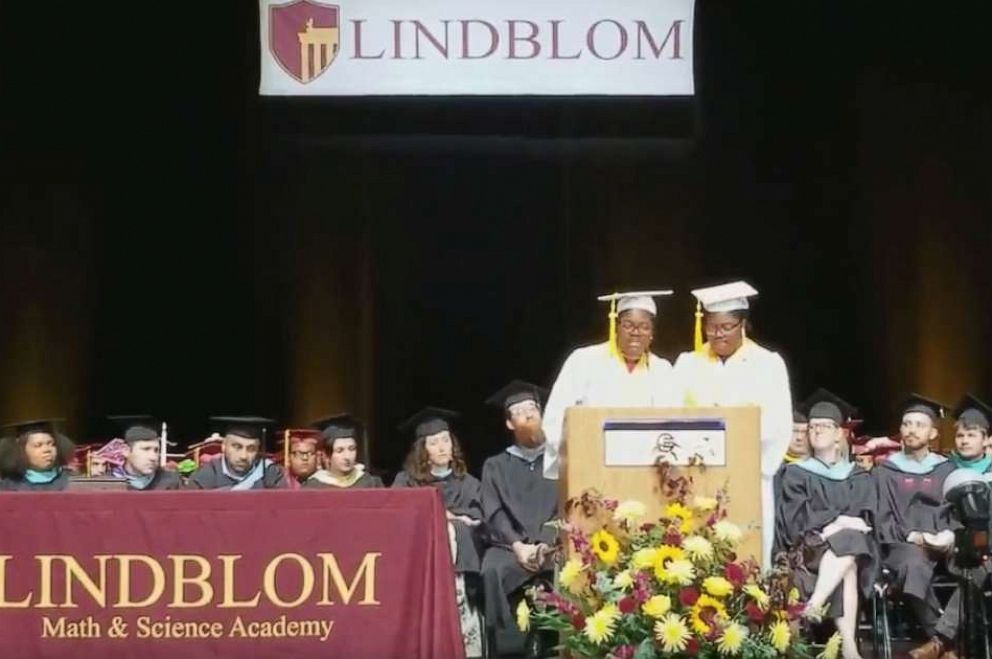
[713,520,743,543]
[690,594,728,635]
[583,604,619,645]
[693,496,719,512]
[665,502,694,534]
[819,632,841,659]
[614,500,647,524]
[703,576,735,598]
[788,587,801,605]
[743,584,771,610]
[516,599,530,632]
[559,557,585,593]
[654,613,691,653]
[591,529,621,565]
[613,569,634,591]
[642,594,672,618]
[631,547,659,570]
[717,622,749,655]
[652,545,686,582]
[659,558,696,586]
[768,619,791,653]
[683,535,715,562]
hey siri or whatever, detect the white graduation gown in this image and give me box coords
[542,341,678,480]
[672,339,793,567]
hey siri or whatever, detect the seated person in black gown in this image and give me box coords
[106,415,181,491]
[910,394,992,659]
[0,418,73,491]
[304,414,383,489]
[774,390,877,659]
[393,407,484,657]
[480,380,558,656]
[185,417,286,490]
[874,395,955,648]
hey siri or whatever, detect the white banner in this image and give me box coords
[259,0,695,96]
[603,419,726,467]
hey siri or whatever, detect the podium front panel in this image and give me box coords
[561,406,762,562]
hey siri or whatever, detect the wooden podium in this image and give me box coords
[560,406,763,562]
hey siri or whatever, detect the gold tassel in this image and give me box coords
[693,301,704,352]
[741,323,747,342]
[608,295,619,358]
[284,429,290,465]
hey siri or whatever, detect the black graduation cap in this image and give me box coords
[311,413,362,443]
[793,409,808,424]
[399,407,459,439]
[485,380,548,411]
[209,416,276,441]
[0,418,63,436]
[952,394,992,431]
[801,388,858,425]
[899,394,948,422]
[107,415,161,443]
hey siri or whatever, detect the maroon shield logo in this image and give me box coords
[269,0,341,84]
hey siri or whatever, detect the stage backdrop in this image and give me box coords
[0,489,465,659]
[259,0,695,95]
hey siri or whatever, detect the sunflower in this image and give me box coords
[516,599,530,632]
[664,502,694,534]
[690,593,728,636]
[612,569,634,591]
[583,604,619,645]
[703,576,734,598]
[768,619,791,653]
[717,622,749,655]
[818,632,841,659]
[559,557,585,593]
[683,535,715,562]
[591,529,621,565]
[631,547,659,570]
[743,584,771,610]
[654,613,691,653]
[642,594,672,619]
[713,520,743,543]
[659,558,696,586]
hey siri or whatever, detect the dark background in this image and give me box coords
[1,2,989,475]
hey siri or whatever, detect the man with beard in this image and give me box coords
[480,380,558,656]
[873,395,955,648]
[910,394,992,659]
[186,417,286,490]
[106,416,180,490]
[542,290,678,479]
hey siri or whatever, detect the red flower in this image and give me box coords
[745,601,765,623]
[663,530,683,546]
[618,596,637,614]
[571,613,586,630]
[679,587,700,607]
[686,638,700,654]
[641,522,657,533]
[611,645,636,659]
[724,563,746,588]
[787,602,805,620]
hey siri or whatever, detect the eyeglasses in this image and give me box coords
[703,320,743,337]
[619,320,653,334]
[509,402,540,417]
[291,451,316,459]
[808,422,838,433]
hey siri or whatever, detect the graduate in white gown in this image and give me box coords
[672,281,793,567]
[541,290,680,479]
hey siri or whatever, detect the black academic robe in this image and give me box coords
[0,470,70,491]
[873,457,955,636]
[133,469,181,491]
[773,461,879,613]
[301,472,384,489]
[392,470,483,574]
[185,459,286,490]
[479,450,558,654]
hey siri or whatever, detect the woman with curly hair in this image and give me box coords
[393,407,483,657]
[0,418,74,491]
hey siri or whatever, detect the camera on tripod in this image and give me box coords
[944,468,992,569]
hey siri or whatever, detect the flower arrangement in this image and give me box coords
[522,467,819,659]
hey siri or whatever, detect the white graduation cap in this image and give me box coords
[690,281,759,351]
[597,289,674,316]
